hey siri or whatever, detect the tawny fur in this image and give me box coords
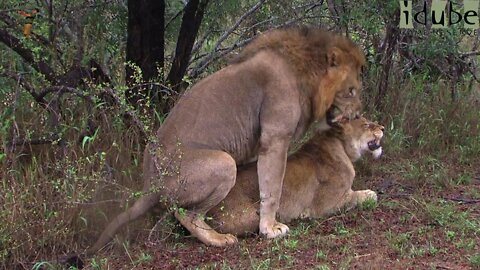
[87,26,365,253]
[207,117,384,236]
[233,27,365,119]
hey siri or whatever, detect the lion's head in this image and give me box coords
[335,117,384,161]
[232,27,365,124]
[320,35,365,124]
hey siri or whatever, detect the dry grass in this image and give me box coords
[1,73,479,269]
[0,101,147,269]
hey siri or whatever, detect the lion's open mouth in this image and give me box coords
[367,139,381,151]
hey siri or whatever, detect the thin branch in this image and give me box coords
[0,27,57,83]
[189,37,253,78]
[37,85,93,101]
[100,88,148,140]
[444,197,480,204]
[326,0,340,23]
[460,51,480,58]
[243,17,276,32]
[293,0,324,11]
[189,0,266,78]
[6,135,60,147]
[0,70,47,105]
[214,0,266,51]
[191,28,213,55]
[460,58,480,83]
[283,1,328,27]
[1,9,66,67]
[3,85,149,147]
[70,0,118,12]
[189,0,325,78]
[165,6,184,30]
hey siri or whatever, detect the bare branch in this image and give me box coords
[326,0,340,22]
[444,197,480,204]
[189,37,253,78]
[0,70,47,105]
[189,0,326,78]
[165,7,184,30]
[37,85,94,102]
[6,135,60,148]
[293,0,324,11]
[189,0,266,78]
[99,88,148,140]
[214,0,266,51]
[460,51,480,58]
[191,28,213,55]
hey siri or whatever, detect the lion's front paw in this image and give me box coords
[260,221,289,239]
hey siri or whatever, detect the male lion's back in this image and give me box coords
[154,49,297,163]
[156,64,263,158]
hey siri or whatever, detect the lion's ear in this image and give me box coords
[327,47,341,67]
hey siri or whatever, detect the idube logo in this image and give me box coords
[399,1,479,29]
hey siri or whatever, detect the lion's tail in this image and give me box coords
[59,193,162,268]
[86,192,161,256]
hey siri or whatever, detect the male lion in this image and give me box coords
[88,27,365,253]
[207,117,384,235]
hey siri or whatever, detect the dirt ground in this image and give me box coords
[79,159,480,270]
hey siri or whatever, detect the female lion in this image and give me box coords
[207,117,384,236]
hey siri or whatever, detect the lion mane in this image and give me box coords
[233,27,365,119]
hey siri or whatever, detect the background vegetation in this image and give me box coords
[1,0,479,269]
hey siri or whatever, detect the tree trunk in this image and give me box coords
[166,0,209,92]
[375,21,399,110]
[125,0,165,108]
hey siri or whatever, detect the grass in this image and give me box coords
[1,73,479,269]
[315,250,328,261]
[359,197,378,211]
[469,254,480,268]
[386,231,411,257]
[0,104,146,268]
[380,195,480,262]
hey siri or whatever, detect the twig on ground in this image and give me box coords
[147,211,174,244]
[443,197,480,204]
[6,136,60,148]
[460,50,480,57]
[354,253,372,259]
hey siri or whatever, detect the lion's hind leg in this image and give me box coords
[173,149,238,247]
[175,211,238,246]
[329,189,377,215]
[343,189,377,210]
